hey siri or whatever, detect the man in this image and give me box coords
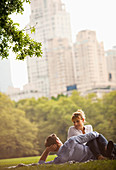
[38,132,114,164]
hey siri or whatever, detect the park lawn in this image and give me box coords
[0,156,116,170]
[0,155,56,168]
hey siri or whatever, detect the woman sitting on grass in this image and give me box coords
[67,109,93,139]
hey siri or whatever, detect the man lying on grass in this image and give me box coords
[38,132,115,164]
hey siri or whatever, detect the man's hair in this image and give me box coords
[45,134,58,147]
[72,109,86,122]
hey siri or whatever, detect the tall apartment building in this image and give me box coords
[47,38,75,97]
[27,0,75,98]
[106,46,116,86]
[74,30,108,93]
[0,58,13,93]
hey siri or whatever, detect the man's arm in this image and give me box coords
[73,131,99,144]
[38,144,57,164]
[39,148,50,163]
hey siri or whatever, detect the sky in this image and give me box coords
[10,0,116,89]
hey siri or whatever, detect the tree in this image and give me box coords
[0,0,42,60]
[101,91,116,141]
[13,91,116,154]
[0,93,39,159]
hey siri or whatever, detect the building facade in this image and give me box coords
[47,38,75,97]
[26,0,75,98]
[105,46,116,87]
[73,30,108,93]
[6,83,42,101]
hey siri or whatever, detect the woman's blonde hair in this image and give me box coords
[71,109,86,122]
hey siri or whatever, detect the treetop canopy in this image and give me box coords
[0,0,42,60]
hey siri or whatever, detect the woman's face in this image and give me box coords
[72,117,84,130]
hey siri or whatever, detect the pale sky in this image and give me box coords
[10,0,116,89]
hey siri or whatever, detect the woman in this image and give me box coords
[67,109,93,139]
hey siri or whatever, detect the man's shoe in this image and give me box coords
[106,141,114,158]
[97,154,108,160]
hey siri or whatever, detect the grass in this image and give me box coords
[0,155,116,170]
[0,155,56,169]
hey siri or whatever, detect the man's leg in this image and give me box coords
[95,134,114,159]
[113,144,116,159]
[113,144,116,154]
[96,134,108,156]
[86,138,107,160]
[87,134,114,159]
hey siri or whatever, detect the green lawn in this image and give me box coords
[0,155,56,169]
[0,155,116,170]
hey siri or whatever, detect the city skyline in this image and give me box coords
[10,0,116,89]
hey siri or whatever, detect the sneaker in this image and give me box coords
[106,141,114,158]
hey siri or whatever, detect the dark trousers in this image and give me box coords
[86,134,108,158]
[87,134,116,158]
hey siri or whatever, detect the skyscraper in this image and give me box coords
[106,46,116,85]
[74,30,108,93]
[47,38,75,97]
[27,0,75,97]
[0,58,13,93]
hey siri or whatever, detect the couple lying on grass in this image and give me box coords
[39,109,116,164]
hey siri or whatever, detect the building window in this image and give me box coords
[109,73,112,81]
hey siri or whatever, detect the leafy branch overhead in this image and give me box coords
[0,0,42,60]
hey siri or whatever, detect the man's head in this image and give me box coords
[45,134,62,151]
[45,134,58,147]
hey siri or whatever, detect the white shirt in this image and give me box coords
[67,125,93,140]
